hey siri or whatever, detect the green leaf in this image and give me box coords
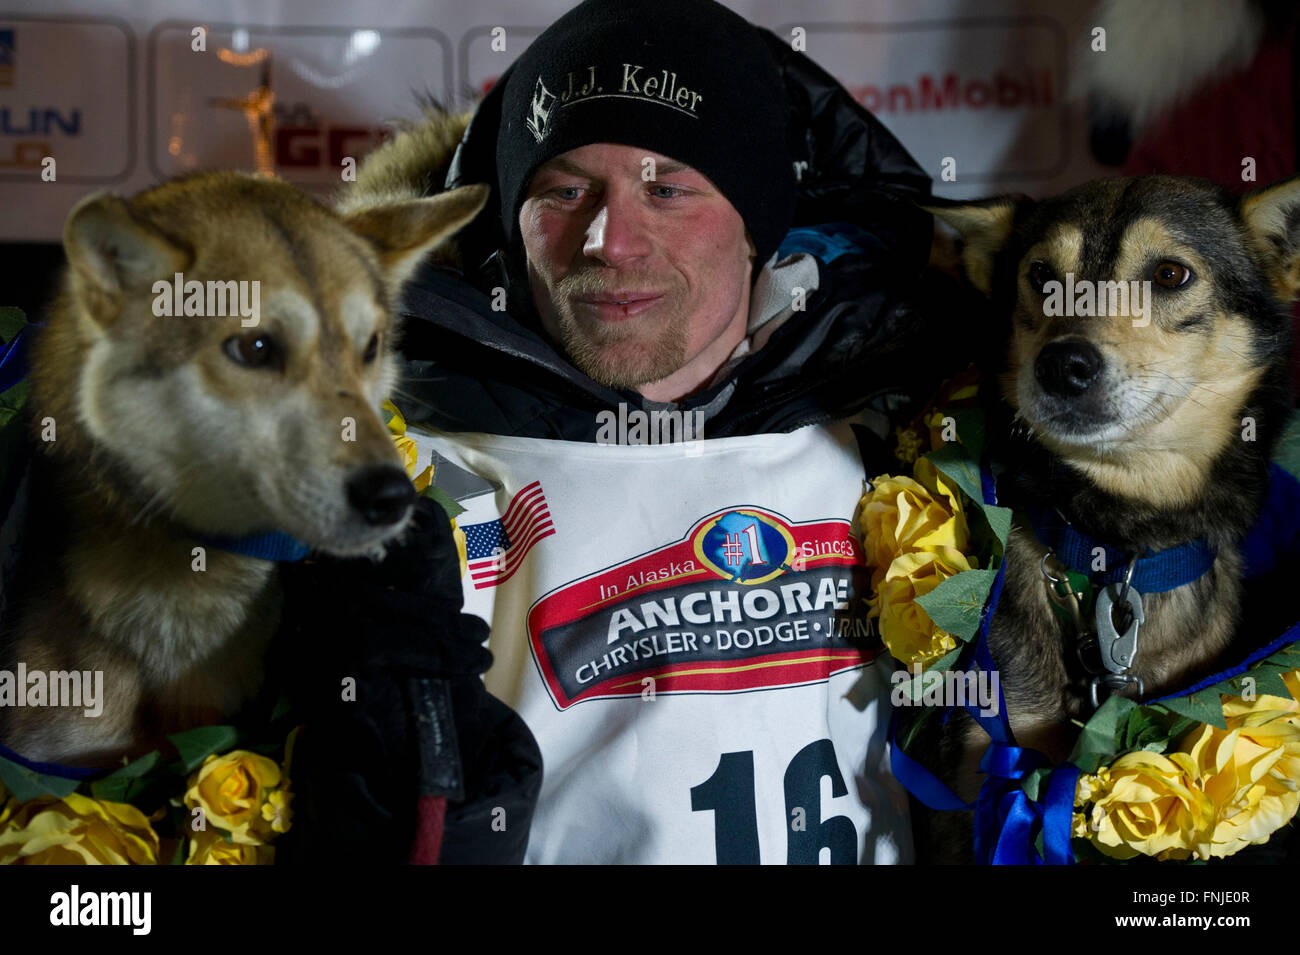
[1248,665,1293,700]
[1069,836,1115,865]
[0,306,26,343]
[925,442,984,508]
[1118,705,1167,752]
[0,753,82,803]
[947,408,986,461]
[1159,690,1227,730]
[896,646,965,703]
[0,378,29,421]
[87,750,164,803]
[1068,693,1137,767]
[420,482,465,520]
[100,750,162,781]
[269,694,293,724]
[981,503,1012,551]
[88,776,149,805]
[170,838,186,865]
[1021,766,1052,802]
[168,725,240,773]
[914,567,999,642]
[924,645,964,674]
[896,705,938,752]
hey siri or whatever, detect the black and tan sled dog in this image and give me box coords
[910,174,1300,862]
[0,172,488,766]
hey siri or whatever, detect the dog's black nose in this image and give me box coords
[347,465,416,526]
[1035,340,1103,397]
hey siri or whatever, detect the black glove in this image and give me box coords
[274,495,542,864]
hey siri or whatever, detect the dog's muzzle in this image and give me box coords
[347,465,417,526]
[1035,339,1104,398]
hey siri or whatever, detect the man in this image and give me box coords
[282,0,984,864]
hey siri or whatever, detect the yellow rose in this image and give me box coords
[385,398,426,485]
[184,750,282,845]
[893,426,923,465]
[186,831,274,865]
[872,549,974,667]
[260,788,294,835]
[857,466,972,595]
[924,410,950,451]
[413,463,434,493]
[1178,699,1300,858]
[0,792,160,865]
[911,456,972,546]
[382,398,406,435]
[1077,751,1214,861]
[393,434,419,478]
[1220,672,1300,726]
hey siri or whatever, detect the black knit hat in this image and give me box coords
[495,0,797,273]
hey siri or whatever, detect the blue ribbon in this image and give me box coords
[0,322,39,395]
[974,744,1079,865]
[889,458,1081,863]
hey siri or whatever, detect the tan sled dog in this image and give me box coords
[910,175,1300,861]
[1,171,488,766]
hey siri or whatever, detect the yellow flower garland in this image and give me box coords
[856,457,979,669]
[1074,671,1300,860]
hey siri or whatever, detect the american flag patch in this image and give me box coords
[463,481,554,590]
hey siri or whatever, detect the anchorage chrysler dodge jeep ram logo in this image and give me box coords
[526,506,880,708]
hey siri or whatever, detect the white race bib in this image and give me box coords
[409,420,912,864]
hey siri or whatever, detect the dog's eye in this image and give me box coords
[1153,261,1193,288]
[1027,260,1055,294]
[223,332,283,371]
[362,332,379,364]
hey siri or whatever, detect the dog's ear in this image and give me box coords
[63,192,190,298]
[923,198,1024,297]
[343,183,491,291]
[1241,177,1300,303]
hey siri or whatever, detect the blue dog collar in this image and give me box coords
[1026,504,1217,593]
[195,530,312,563]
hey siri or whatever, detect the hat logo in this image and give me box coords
[525,76,556,143]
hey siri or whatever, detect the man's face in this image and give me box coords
[518,143,754,399]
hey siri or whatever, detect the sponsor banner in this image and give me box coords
[0,0,1111,241]
[147,21,451,185]
[783,17,1069,186]
[0,16,132,182]
[527,505,881,708]
[460,23,544,102]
